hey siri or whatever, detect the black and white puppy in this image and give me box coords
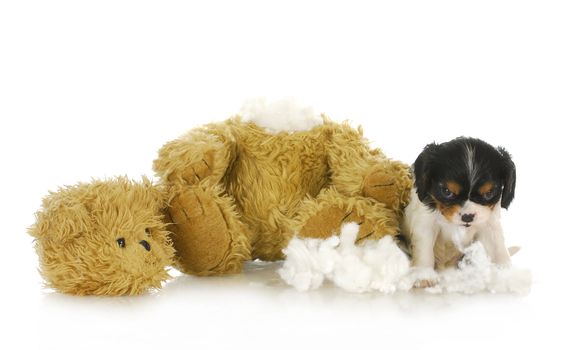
[401,137,516,279]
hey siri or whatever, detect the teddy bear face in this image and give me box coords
[29,177,175,296]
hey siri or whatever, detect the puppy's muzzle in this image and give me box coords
[461,214,475,223]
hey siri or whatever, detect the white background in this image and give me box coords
[1,1,570,349]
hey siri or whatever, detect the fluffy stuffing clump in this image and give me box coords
[279,223,411,293]
[239,96,323,133]
[427,242,532,294]
[279,223,532,294]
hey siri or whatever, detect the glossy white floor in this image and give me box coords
[6,249,567,350]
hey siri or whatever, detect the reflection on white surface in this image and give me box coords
[25,260,560,350]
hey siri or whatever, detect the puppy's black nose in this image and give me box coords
[461,214,475,223]
[139,240,151,251]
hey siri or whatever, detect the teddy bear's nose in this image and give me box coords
[139,240,151,251]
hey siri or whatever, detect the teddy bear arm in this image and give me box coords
[326,139,410,212]
[362,159,412,212]
[325,124,379,193]
[328,154,411,213]
[154,127,237,186]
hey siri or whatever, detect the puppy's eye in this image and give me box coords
[116,238,126,248]
[483,190,495,200]
[145,228,151,236]
[441,187,456,199]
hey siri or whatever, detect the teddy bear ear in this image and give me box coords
[141,176,168,210]
[29,187,92,243]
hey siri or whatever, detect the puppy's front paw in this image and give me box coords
[406,267,439,290]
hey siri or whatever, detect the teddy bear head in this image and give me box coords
[29,177,175,296]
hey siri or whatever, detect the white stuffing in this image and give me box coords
[279,223,532,294]
[279,223,411,293]
[427,242,533,294]
[240,97,323,133]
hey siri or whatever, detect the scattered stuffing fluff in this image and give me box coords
[279,223,532,294]
[426,242,533,294]
[240,97,323,133]
[279,223,411,293]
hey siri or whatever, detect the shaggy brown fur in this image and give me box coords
[154,117,412,276]
[28,177,175,296]
[29,116,411,295]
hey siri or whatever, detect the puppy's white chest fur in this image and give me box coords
[438,221,477,249]
[401,189,509,269]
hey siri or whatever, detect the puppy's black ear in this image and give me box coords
[498,146,516,209]
[413,142,438,203]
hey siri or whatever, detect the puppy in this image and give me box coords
[401,137,516,285]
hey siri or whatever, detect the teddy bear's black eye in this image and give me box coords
[116,238,126,248]
[145,228,151,236]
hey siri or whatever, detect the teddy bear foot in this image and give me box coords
[298,206,377,242]
[295,189,399,242]
[166,184,251,276]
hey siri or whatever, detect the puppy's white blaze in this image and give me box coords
[464,143,479,189]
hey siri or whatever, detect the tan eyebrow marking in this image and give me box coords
[478,181,494,195]
[446,181,462,195]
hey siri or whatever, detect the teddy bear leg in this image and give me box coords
[153,125,237,187]
[165,184,252,276]
[294,189,399,242]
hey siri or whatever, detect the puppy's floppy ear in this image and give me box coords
[413,142,438,203]
[498,146,516,209]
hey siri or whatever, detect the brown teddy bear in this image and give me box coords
[29,107,412,295]
[29,177,175,296]
[154,114,412,277]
